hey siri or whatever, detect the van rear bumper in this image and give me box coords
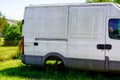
[22,55,44,66]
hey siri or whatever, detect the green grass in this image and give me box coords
[0,37,21,61]
[0,60,27,80]
[0,37,4,45]
[0,60,120,80]
[0,46,20,61]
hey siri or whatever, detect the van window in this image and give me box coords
[109,19,120,39]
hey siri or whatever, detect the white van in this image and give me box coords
[22,3,120,71]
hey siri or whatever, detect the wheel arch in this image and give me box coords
[42,52,67,67]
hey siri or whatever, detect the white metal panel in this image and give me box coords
[109,4,120,17]
[33,6,68,56]
[23,37,35,55]
[23,6,68,56]
[34,41,67,56]
[24,6,68,39]
[68,6,106,60]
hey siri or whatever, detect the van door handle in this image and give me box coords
[97,44,112,50]
[34,42,38,46]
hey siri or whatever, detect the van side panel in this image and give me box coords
[67,6,106,71]
[22,6,68,65]
[33,6,68,56]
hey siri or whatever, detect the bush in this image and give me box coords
[3,25,21,41]
[2,21,22,46]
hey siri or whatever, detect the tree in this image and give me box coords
[0,11,9,42]
[114,0,120,3]
[2,23,22,42]
[17,21,22,35]
[86,0,113,2]
[0,12,8,33]
[0,12,2,16]
[0,11,22,45]
[2,20,22,45]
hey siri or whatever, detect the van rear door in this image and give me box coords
[22,7,35,56]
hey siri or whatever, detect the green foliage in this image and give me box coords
[0,60,120,80]
[86,0,120,3]
[0,12,2,16]
[17,21,22,34]
[86,0,113,2]
[0,15,8,33]
[114,0,120,3]
[0,11,22,42]
[2,21,22,42]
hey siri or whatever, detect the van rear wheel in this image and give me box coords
[45,56,65,71]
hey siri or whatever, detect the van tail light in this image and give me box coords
[22,36,24,55]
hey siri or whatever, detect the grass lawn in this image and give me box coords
[0,46,19,61]
[0,37,20,61]
[0,60,27,80]
[0,60,120,80]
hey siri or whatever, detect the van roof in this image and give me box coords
[26,2,118,8]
